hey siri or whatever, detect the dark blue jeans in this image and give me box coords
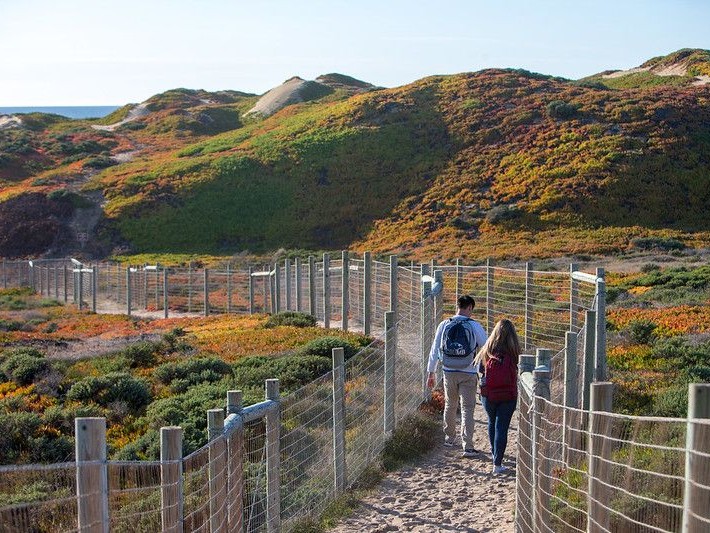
[481,396,516,466]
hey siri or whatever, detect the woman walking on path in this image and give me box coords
[476,319,521,474]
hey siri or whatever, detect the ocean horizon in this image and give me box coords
[0,106,121,119]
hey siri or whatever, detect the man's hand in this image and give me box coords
[426,372,436,390]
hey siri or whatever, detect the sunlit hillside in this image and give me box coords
[1,50,709,260]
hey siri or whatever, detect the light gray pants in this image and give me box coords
[443,371,478,450]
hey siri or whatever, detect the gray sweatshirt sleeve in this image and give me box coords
[427,320,446,373]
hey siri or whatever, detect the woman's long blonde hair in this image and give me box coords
[474,319,521,368]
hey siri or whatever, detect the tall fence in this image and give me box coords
[516,316,710,532]
[0,255,603,532]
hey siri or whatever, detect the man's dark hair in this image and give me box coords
[457,295,475,310]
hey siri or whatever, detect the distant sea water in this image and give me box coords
[0,106,121,119]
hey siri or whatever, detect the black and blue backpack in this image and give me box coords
[440,317,476,369]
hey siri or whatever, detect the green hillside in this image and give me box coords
[1,53,710,260]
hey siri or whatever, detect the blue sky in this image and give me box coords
[0,0,707,105]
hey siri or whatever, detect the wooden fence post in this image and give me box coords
[268,266,275,314]
[274,262,281,314]
[563,331,579,466]
[54,267,59,300]
[525,262,533,351]
[227,264,233,314]
[126,267,132,317]
[363,251,372,336]
[295,257,302,312]
[207,409,226,532]
[384,311,396,435]
[682,383,710,531]
[75,417,109,533]
[421,275,432,400]
[1,258,5,289]
[64,265,68,303]
[92,266,98,313]
[284,259,291,311]
[203,268,210,317]
[582,310,596,410]
[323,253,331,328]
[533,365,551,533]
[160,427,184,533]
[341,251,349,331]
[434,269,444,326]
[78,267,84,311]
[486,258,494,333]
[332,347,346,494]
[308,256,316,316]
[265,379,281,533]
[595,268,607,381]
[163,269,169,319]
[226,391,244,533]
[588,382,614,533]
[248,267,253,315]
[570,263,579,332]
[389,255,398,319]
[187,264,193,313]
[455,258,462,303]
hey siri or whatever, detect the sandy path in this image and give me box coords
[330,411,517,533]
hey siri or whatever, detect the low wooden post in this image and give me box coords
[284,259,291,311]
[226,391,244,533]
[389,255,398,319]
[207,408,226,532]
[78,267,84,311]
[486,258,494,333]
[295,257,303,312]
[203,268,210,317]
[595,268,607,381]
[227,264,233,314]
[682,384,710,532]
[187,264,193,313]
[563,331,579,466]
[63,265,68,303]
[163,269,169,319]
[308,255,316,316]
[384,311,396,435]
[332,347,346,494]
[160,427,184,533]
[533,366,551,533]
[323,253,331,328]
[434,269,444,325]
[274,262,281,314]
[265,379,281,533]
[341,251,349,331]
[421,276,432,400]
[75,417,109,533]
[524,262,533,351]
[248,266,254,315]
[92,266,98,313]
[363,252,372,336]
[126,268,132,316]
[569,263,579,332]
[588,382,614,533]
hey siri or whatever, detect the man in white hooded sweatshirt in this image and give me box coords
[427,294,488,457]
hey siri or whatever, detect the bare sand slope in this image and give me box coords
[330,412,517,533]
[92,102,149,131]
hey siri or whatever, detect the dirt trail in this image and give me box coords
[330,411,517,533]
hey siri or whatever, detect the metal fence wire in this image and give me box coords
[1,256,653,533]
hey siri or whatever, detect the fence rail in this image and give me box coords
[0,254,602,532]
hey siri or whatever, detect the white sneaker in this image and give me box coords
[493,465,507,474]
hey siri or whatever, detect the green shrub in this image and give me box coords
[382,412,438,470]
[153,357,232,390]
[0,348,48,385]
[233,355,332,391]
[486,204,521,224]
[0,319,24,331]
[297,336,364,360]
[67,372,152,411]
[264,311,317,329]
[627,320,657,345]
[651,386,687,417]
[121,341,161,368]
[630,237,685,251]
[546,100,579,119]
[162,327,188,351]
